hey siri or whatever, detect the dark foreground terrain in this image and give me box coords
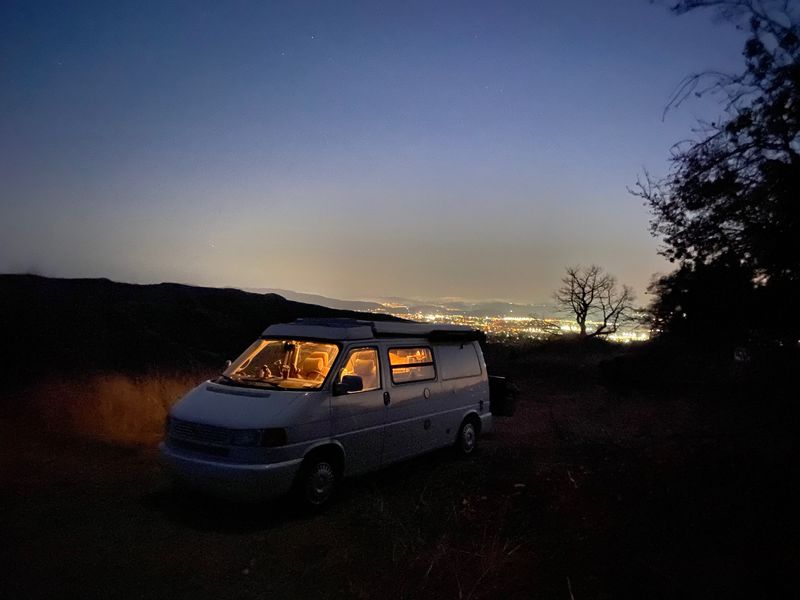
[1,345,795,599]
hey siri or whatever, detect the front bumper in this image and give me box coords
[158,442,302,501]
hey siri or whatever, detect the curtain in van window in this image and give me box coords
[388,347,435,383]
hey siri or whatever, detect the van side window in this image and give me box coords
[388,347,435,384]
[338,347,381,391]
[438,343,482,380]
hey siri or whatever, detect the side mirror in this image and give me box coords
[224,359,232,370]
[333,375,363,395]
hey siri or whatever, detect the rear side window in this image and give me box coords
[438,343,483,380]
[388,347,435,384]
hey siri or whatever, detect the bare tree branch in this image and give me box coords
[554,265,636,338]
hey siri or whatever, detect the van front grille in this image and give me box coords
[169,418,232,445]
[169,438,230,457]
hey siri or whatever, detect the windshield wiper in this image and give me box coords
[217,374,258,387]
[255,379,283,389]
[218,374,284,389]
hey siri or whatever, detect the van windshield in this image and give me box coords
[221,339,340,390]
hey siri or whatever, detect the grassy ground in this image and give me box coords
[0,343,795,599]
[6,371,214,445]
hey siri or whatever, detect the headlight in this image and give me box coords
[260,428,287,447]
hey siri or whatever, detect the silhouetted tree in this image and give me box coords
[647,261,754,341]
[554,265,635,338]
[633,0,800,344]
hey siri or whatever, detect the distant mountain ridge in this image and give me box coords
[246,287,558,319]
[0,275,399,378]
[246,288,384,312]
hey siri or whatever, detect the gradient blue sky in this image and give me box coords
[0,0,746,303]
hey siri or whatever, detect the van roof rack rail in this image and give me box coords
[370,321,485,342]
[262,318,485,342]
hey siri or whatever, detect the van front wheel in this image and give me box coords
[456,419,479,455]
[296,457,339,509]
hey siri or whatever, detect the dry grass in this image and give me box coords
[20,371,212,445]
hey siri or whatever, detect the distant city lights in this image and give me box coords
[371,309,650,343]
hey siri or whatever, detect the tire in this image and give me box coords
[455,418,479,455]
[295,455,340,509]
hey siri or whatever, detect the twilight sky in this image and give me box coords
[0,0,746,303]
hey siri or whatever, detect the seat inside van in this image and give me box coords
[299,349,335,381]
[338,349,379,390]
[307,351,330,368]
[353,357,378,390]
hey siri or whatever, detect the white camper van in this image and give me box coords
[159,319,492,507]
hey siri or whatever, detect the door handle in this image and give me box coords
[383,391,391,406]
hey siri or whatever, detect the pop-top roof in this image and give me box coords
[261,318,485,342]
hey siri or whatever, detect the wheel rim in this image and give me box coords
[305,461,336,505]
[461,423,476,453]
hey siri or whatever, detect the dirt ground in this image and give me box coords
[1,354,796,599]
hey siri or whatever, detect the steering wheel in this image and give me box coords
[306,370,324,381]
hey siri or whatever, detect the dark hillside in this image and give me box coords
[0,274,398,377]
